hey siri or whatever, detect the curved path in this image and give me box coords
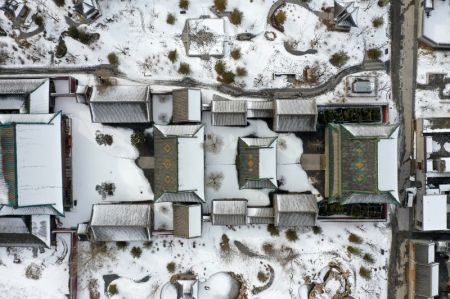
[0,59,387,98]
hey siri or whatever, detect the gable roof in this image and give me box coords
[212,199,247,225]
[89,85,151,123]
[0,113,64,215]
[326,123,400,205]
[0,215,51,247]
[211,95,247,126]
[238,137,277,189]
[154,125,205,202]
[334,1,358,29]
[274,194,318,227]
[172,88,202,123]
[0,78,50,114]
[173,203,202,238]
[274,99,317,132]
[90,204,152,241]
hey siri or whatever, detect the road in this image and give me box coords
[388,0,419,297]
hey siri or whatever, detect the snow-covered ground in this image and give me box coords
[55,96,153,228]
[0,233,71,299]
[0,0,389,88]
[77,222,391,299]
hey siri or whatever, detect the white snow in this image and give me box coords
[377,127,399,202]
[152,94,173,125]
[154,202,174,231]
[188,204,202,238]
[422,0,450,45]
[418,194,447,231]
[187,89,202,122]
[258,145,277,184]
[54,97,153,228]
[29,79,50,113]
[185,18,225,56]
[15,114,64,214]
[178,126,205,200]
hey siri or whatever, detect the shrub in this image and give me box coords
[178,63,191,75]
[214,0,227,13]
[377,0,389,7]
[95,131,113,146]
[78,29,92,44]
[130,246,142,258]
[53,0,65,7]
[372,16,384,28]
[262,243,274,254]
[168,49,177,63]
[215,61,227,76]
[33,14,44,27]
[221,71,235,84]
[312,226,322,235]
[108,284,118,295]
[55,39,67,58]
[236,67,247,77]
[220,234,231,252]
[131,131,145,146]
[285,229,298,242]
[215,61,226,75]
[274,10,286,26]
[230,8,243,25]
[257,271,269,282]
[329,51,349,67]
[267,224,279,236]
[67,26,80,40]
[347,246,362,256]
[230,48,241,60]
[348,233,363,244]
[116,241,128,250]
[179,0,189,10]
[367,48,382,60]
[107,52,119,65]
[166,13,176,25]
[167,261,176,273]
[359,266,372,280]
[363,253,375,264]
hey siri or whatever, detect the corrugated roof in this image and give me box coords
[274,194,318,213]
[275,99,317,115]
[0,79,47,95]
[212,96,247,113]
[212,199,247,215]
[154,124,203,137]
[90,204,151,227]
[341,124,398,138]
[240,137,277,148]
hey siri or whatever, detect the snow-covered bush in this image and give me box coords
[329,51,349,67]
[262,243,274,254]
[167,261,176,273]
[367,48,382,60]
[274,10,286,26]
[178,63,191,75]
[359,266,371,280]
[230,8,243,26]
[95,182,116,199]
[363,253,375,264]
[55,39,67,58]
[221,71,235,84]
[285,229,298,242]
[377,0,389,7]
[108,283,119,296]
[347,245,362,256]
[348,233,363,244]
[95,131,113,146]
[32,14,44,27]
[205,134,224,153]
[166,13,176,25]
[236,67,247,77]
[179,0,189,10]
[214,0,227,13]
[53,0,65,7]
[131,131,145,146]
[168,49,177,63]
[230,48,241,60]
[88,279,100,299]
[372,16,384,28]
[131,246,142,258]
[25,263,42,280]
[207,172,224,191]
[312,226,322,235]
[220,234,231,253]
[116,241,128,251]
[257,271,269,282]
[267,224,279,236]
[107,52,119,65]
[215,61,226,75]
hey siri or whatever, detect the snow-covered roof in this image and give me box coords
[15,114,64,214]
[0,216,51,247]
[413,240,435,264]
[29,79,50,113]
[89,85,151,123]
[247,207,274,224]
[418,194,447,231]
[0,78,50,113]
[274,194,318,227]
[212,199,247,226]
[0,78,47,95]
[341,123,398,138]
[247,100,273,118]
[182,18,226,57]
[334,1,358,29]
[172,88,201,123]
[31,215,51,247]
[274,99,317,132]
[173,204,202,238]
[238,137,277,189]
[416,262,439,298]
[154,125,205,202]
[0,113,64,215]
[377,127,399,201]
[422,0,450,46]
[90,204,151,241]
[211,96,247,126]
